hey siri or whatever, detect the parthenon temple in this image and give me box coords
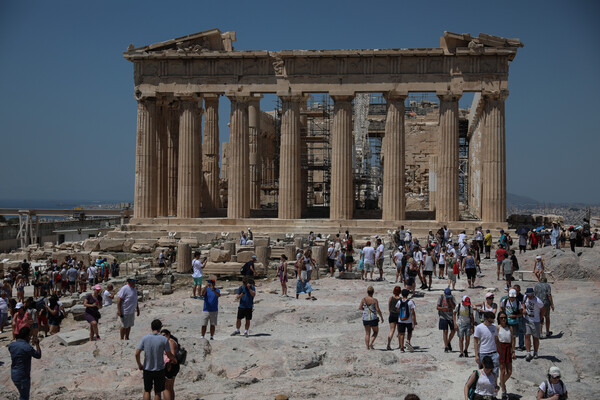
[123,29,522,234]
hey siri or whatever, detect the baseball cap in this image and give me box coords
[207,279,216,284]
[549,366,561,378]
[398,246,403,249]
[15,302,23,309]
[252,255,257,260]
[509,289,517,298]
[525,287,534,295]
[94,284,102,290]
[536,255,542,260]
[462,296,471,306]
[444,288,452,298]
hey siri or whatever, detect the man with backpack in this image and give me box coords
[396,288,417,352]
[501,289,523,349]
[241,256,257,277]
[523,287,545,362]
[438,288,457,353]
[200,279,220,340]
[534,277,555,338]
[454,295,474,358]
[537,366,568,400]
[474,311,500,378]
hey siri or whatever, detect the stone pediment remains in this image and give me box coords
[125,28,236,55]
[441,31,524,60]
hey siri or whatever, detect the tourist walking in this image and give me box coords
[483,230,492,259]
[201,279,220,340]
[103,283,115,307]
[454,295,474,358]
[362,241,376,281]
[463,355,499,400]
[475,293,498,323]
[117,278,140,340]
[534,277,555,337]
[393,247,404,283]
[502,252,513,291]
[0,291,8,333]
[359,286,384,350]
[396,288,417,352]
[136,319,177,400]
[386,286,401,350]
[277,254,288,296]
[501,289,523,345]
[191,252,205,299]
[231,276,256,337]
[423,248,435,291]
[474,311,500,377]
[446,250,458,290]
[497,311,515,399]
[9,327,41,400]
[437,288,456,352]
[12,302,32,341]
[462,250,478,288]
[83,284,103,341]
[160,329,180,400]
[303,249,316,281]
[45,295,62,335]
[523,287,545,361]
[327,241,336,277]
[533,255,545,282]
[550,223,560,250]
[568,226,577,252]
[375,238,385,281]
[345,236,354,272]
[495,245,507,280]
[537,366,568,399]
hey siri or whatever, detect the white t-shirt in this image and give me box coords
[474,323,498,354]
[334,241,342,252]
[524,296,544,323]
[192,258,203,278]
[539,380,567,396]
[376,244,384,261]
[476,231,484,241]
[393,251,403,267]
[103,290,113,306]
[87,266,97,279]
[448,248,457,258]
[0,297,8,313]
[498,325,512,344]
[458,233,467,244]
[460,244,468,257]
[395,299,415,324]
[362,247,375,264]
[404,232,411,242]
[439,252,446,265]
[327,246,335,260]
[413,251,423,265]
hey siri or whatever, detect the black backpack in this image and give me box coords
[176,343,187,365]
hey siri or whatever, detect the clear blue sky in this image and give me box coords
[0,0,598,204]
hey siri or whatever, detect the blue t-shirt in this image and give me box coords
[237,285,255,309]
[203,287,220,312]
[137,332,169,371]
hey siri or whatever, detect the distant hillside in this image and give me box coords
[507,193,539,207]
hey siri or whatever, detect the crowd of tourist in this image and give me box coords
[0,220,582,399]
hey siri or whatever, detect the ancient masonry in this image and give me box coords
[124,29,522,232]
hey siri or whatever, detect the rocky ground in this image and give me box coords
[1,245,599,400]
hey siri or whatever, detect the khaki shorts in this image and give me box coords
[364,263,375,272]
[200,311,218,326]
[524,319,540,338]
[120,313,135,329]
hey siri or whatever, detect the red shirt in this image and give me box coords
[495,248,507,261]
[12,311,31,335]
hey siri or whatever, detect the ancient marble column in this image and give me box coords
[330,95,354,220]
[436,93,461,222]
[428,155,437,211]
[248,97,262,210]
[167,102,179,216]
[133,97,157,219]
[202,95,220,211]
[227,95,250,219]
[482,90,508,223]
[278,95,302,219]
[177,96,202,218]
[156,102,169,217]
[382,93,407,221]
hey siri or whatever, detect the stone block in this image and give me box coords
[70,305,87,321]
[254,237,270,247]
[131,241,156,254]
[162,282,173,295]
[222,242,236,255]
[83,239,101,252]
[237,245,254,254]
[209,248,231,262]
[56,329,92,346]
[338,271,362,280]
[122,239,135,252]
[230,255,237,262]
[98,238,125,252]
[157,237,177,247]
[179,237,199,247]
[237,251,254,263]
[61,299,76,308]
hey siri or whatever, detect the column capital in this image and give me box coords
[277,93,306,103]
[383,91,408,102]
[174,92,201,102]
[134,89,157,101]
[226,93,253,103]
[436,91,462,102]
[482,89,509,101]
[330,93,355,103]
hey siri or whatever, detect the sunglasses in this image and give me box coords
[499,316,507,319]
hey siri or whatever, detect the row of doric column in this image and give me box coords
[133,91,506,223]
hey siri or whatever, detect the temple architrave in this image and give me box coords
[123,29,522,236]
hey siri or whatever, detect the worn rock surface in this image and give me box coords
[0,254,598,399]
